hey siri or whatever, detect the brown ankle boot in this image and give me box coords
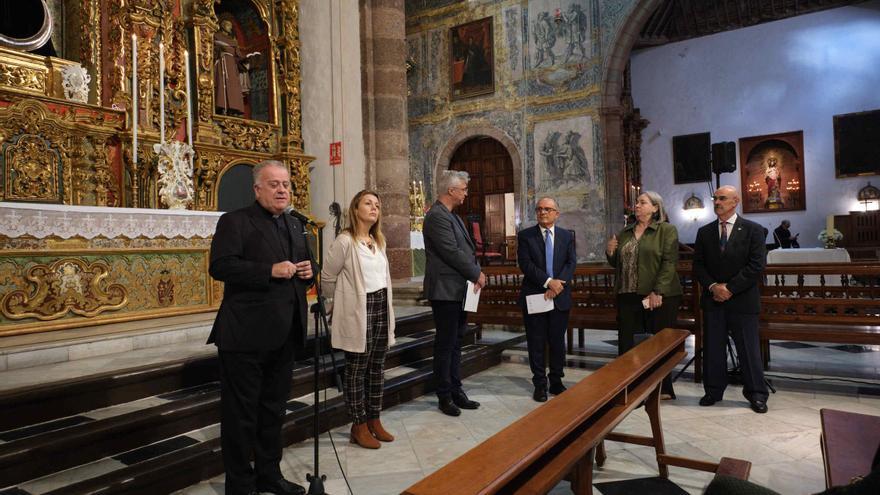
[367,418,395,442]
[350,423,380,449]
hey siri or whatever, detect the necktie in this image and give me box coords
[545,228,554,278]
[720,221,728,252]
[275,216,290,259]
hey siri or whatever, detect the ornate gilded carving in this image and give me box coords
[0,63,47,94]
[287,155,312,210]
[0,258,128,321]
[275,0,303,151]
[192,0,218,125]
[217,117,273,153]
[194,150,223,211]
[81,0,102,104]
[4,135,60,202]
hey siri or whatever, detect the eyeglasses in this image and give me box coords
[711,195,732,201]
[535,207,558,213]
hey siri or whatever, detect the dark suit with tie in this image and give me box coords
[517,225,576,389]
[209,201,312,494]
[423,201,482,400]
[693,215,768,403]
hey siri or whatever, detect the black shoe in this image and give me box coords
[255,477,306,495]
[452,391,480,409]
[749,399,768,414]
[699,394,717,407]
[533,387,548,402]
[549,383,567,395]
[439,398,461,416]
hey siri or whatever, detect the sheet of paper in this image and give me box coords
[526,293,554,314]
[463,281,481,312]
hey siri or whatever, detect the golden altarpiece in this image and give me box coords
[0,0,313,338]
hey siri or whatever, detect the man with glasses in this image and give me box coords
[208,160,312,495]
[423,170,486,416]
[693,185,769,414]
[517,197,576,402]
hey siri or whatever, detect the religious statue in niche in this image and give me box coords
[539,130,591,189]
[739,131,806,213]
[764,153,783,208]
[214,19,249,116]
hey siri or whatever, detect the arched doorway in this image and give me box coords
[448,137,514,252]
[217,163,254,212]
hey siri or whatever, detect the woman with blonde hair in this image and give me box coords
[322,190,396,449]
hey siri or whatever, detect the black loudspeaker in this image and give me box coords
[711,141,737,174]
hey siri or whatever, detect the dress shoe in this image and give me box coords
[533,387,548,402]
[255,477,306,495]
[452,390,480,409]
[350,422,381,449]
[438,398,461,416]
[699,394,717,406]
[549,382,567,395]
[749,399,768,414]
[367,417,395,442]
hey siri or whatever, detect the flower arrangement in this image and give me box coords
[818,228,843,248]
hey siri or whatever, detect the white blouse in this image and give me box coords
[356,240,388,293]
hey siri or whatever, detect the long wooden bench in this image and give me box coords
[759,262,880,368]
[473,264,703,380]
[401,329,750,495]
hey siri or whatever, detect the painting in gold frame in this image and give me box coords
[450,17,494,100]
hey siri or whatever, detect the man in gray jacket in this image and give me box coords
[423,170,486,416]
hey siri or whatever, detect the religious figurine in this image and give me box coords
[154,141,195,210]
[214,19,245,116]
[764,154,784,208]
[61,64,91,103]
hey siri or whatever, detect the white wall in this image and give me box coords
[301,0,366,253]
[631,1,880,245]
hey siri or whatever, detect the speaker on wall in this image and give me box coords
[711,141,736,174]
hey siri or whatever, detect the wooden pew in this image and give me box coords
[402,329,750,495]
[759,262,880,368]
[471,264,702,380]
[820,408,880,489]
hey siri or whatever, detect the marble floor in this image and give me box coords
[176,351,880,495]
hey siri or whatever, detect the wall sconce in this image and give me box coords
[857,181,880,211]
[683,193,705,221]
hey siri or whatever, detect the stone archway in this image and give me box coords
[599,0,663,234]
[435,126,523,223]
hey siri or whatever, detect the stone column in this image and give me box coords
[360,0,411,280]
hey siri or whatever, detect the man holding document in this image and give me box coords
[517,197,576,402]
[423,170,486,417]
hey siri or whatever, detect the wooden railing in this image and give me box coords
[402,329,750,495]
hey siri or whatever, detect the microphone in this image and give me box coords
[284,206,318,227]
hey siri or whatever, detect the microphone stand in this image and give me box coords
[295,219,342,495]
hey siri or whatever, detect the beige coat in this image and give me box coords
[321,232,396,353]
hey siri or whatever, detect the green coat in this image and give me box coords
[606,221,683,297]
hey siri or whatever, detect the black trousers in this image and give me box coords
[702,307,769,402]
[218,331,297,494]
[522,308,569,388]
[430,300,468,400]
[616,293,681,395]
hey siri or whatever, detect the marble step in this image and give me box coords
[11,343,505,495]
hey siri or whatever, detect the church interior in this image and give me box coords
[1,0,879,494]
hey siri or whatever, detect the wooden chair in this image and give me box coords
[469,220,504,265]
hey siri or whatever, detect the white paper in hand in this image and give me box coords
[526,293,554,314]
[463,281,481,312]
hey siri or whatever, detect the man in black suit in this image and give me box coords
[693,185,769,414]
[517,197,577,402]
[209,160,312,495]
[423,170,486,417]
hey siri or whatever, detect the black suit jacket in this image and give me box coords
[208,202,313,351]
[423,201,481,302]
[517,225,577,311]
[693,216,766,314]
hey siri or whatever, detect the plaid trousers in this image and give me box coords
[344,288,389,424]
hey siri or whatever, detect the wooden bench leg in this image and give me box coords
[578,328,585,350]
[645,384,669,479]
[596,440,607,467]
[570,447,595,495]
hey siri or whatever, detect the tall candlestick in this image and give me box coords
[184,50,193,148]
[826,215,834,234]
[159,42,165,144]
[132,34,138,167]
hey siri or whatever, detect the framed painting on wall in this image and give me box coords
[450,17,494,100]
[738,130,806,213]
[834,109,880,177]
[672,132,712,184]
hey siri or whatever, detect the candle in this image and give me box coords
[826,215,834,234]
[159,41,165,144]
[132,34,138,167]
[184,50,193,148]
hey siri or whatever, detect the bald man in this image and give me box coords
[693,186,769,414]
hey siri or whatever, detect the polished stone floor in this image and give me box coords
[176,333,880,495]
